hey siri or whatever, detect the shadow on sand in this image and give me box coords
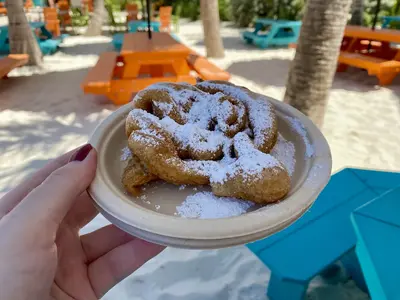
[0,68,115,193]
[226,58,292,87]
[227,58,400,96]
[195,36,295,51]
[60,41,114,56]
[195,36,262,51]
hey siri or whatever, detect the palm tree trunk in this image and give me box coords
[5,0,43,66]
[200,0,225,58]
[85,0,105,36]
[284,0,352,127]
[350,0,363,25]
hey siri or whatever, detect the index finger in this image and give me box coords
[0,148,78,218]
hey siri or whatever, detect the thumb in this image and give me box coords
[8,145,97,235]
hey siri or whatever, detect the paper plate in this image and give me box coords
[88,91,332,249]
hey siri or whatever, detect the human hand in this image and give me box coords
[0,144,164,300]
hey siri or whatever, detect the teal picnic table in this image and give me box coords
[128,20,161,33]
[0,22,61,55]
[247,167,400,300]
[382,16,400,29]
[242,18,301,49]
[352,185,400,300]
[112,21,181,51]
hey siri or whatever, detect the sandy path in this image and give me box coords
[1,20,398,299]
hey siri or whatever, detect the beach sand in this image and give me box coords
[1,19,399,299]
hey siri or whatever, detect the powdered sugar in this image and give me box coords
[210,133,281,184]
[120,146,132,161]
[196,82,275,149]
[271,134,296,176]
[153,101,173,114]
[176,192,254,219]
[160,117,226,156]
[285,116,314,158]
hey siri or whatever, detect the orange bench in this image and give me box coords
[187,51,230,81]
[0,54,29,79]
[338,51,400,85]
[81,52,118,95]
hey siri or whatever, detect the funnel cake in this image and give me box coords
[122,82,290,204]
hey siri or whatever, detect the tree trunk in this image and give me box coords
[200,0,225,58]
[85,0,105,36]
[284,0,352,127]
[5,0,43,66]
[350,0,363,25]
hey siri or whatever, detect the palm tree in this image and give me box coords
[350,0,363,25]
[200,0,225,58]
[85,0,106,36]
[284,0,352,127]
[5,0,43,66]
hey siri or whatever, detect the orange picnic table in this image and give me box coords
[82,32,230,105]
[338,25,400,85]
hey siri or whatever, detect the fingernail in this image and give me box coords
[71,144,93,162]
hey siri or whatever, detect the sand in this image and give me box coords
[1,18,398,299]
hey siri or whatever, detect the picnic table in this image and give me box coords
[382,16,400,29]
[242,18,301,49]
[83,32,230,105]
[0,54,29,79]
[338,25,400,85]
[247,168,400,300]
[128,20,161,33]
[352,186,400,300]
[82,32,196,105]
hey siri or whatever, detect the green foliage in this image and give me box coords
[277,0,305,20]
[231,0,257,27]
[361,0,397,27]
[182,0,200,21]
[230,0,304,27]
[71,7,89,27]
[219,0,232,21]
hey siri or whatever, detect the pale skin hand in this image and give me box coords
[0,145,164,300]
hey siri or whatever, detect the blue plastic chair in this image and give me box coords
[352,186,400,300]
[246,168,400,300]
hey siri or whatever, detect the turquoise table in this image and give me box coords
[382,16,400,29]
[109,21,163,51]
[242,18,302,49]
[352,186,400,300]
[0,22,61,55]
[246,168,400,300]
[128,21,161,33]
